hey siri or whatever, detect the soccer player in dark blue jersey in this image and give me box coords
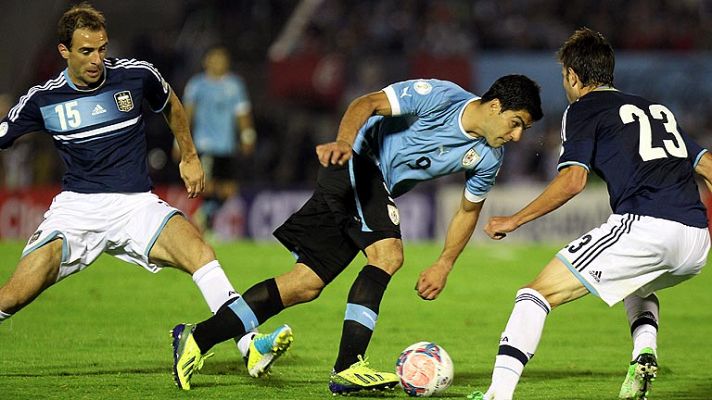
[471,28,712,400]
[0,3,289,382]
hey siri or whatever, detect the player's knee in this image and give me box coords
[276,265,325,306]
[365,240,404,274]
[196,241,217,264]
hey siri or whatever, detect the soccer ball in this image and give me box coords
[395,341,454,397]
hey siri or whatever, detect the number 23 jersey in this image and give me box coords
[558,88,708,228]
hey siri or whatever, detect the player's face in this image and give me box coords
[59,28,108,87]
[483,109,533,148]
[204,49,230,76]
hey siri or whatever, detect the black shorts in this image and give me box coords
[273,152,401,284]
[200,154,236,180]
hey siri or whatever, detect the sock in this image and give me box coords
[488,288,551,400]
[624,293,659,358]
[192,260,239,313]
[193,278,284,353]
[237,331,257,356]
[333,265,391,372]
[0,309,10,324]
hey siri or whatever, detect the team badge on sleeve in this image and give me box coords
[0,122,7,138]
[114,91,134,112]
[462,147,481,168]
[413,80,432,95]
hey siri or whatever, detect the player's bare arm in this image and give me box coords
[417,195,484,300]
[163,89,205,198]
[485,165,587,239]
[316,90,392,167]
[694,151,712,194]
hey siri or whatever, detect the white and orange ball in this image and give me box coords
[395,342,454,397]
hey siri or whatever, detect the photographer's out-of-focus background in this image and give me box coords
[2,0,712,243]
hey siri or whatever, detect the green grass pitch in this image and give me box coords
[1,241,711,399]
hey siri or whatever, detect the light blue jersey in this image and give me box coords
[353,79,502,200]
[183,72,251,155]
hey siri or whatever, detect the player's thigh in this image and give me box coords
[348,152,403,272]
[149,214,216,273]
[526,256,589,308]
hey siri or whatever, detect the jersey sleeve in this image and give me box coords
[464,149,503,202]
[139,61,171,113]
[0,97,44,150]
[182,76,198,107]
[233,75,252,116]
[557,104,595,171]
[678,126,708,168]
[382,79,457,118]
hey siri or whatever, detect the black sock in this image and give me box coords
[194,278,285,353]
[333,265,391,372]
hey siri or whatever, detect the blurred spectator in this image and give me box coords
[181,46,257,235]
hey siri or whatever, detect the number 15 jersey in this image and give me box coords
[558,87,708,228]
[0,58,170,193]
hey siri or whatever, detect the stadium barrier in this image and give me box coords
[2,184,710,243]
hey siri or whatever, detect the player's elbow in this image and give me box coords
[558,166,587,196]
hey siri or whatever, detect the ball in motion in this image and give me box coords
[395,341,454,397]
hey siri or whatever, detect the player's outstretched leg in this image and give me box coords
[328,355,398,394]
[171,323,213,390]
[245,324,294,377]
[619,347,658,400]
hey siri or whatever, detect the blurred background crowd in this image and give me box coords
[3,0,712,191]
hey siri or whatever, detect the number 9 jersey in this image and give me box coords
[0,58,170,193]
[352,79,503,202]
[558,87,708,228]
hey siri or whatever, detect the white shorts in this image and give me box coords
[557,214,710,306]
[22,191,182,281]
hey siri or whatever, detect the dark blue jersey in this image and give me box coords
[0,58,170,193]
[558,88,708,228]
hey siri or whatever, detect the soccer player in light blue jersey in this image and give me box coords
[171,75,543,393]
[0,4,289,386]
[182,46,257,234]
[474,28,712,400]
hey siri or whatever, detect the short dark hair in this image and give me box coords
[57,2,106,48]
[481,74,543,121]
[557,27,614,87]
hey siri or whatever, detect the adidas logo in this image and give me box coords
[91,104,107,115]
[589,270,602,282]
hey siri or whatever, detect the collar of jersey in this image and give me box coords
[459,97,480,140]
[63,68,107,92]
[592,85,618,92]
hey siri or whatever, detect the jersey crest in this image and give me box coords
[462,147,480,168]
[114,91,134,112]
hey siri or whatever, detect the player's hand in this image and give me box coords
[416,262,451,301]
[484,216,518,240]
[179,154,205,198]
[315,140,352,167]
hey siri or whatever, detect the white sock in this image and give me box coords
[0,309,11,324]
[192,260,240,313]
[237,331,257,356]
[632,325,657,358]
[623,294,659,358]
[488,288,551,400]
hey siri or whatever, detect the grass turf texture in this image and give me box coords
[0,241,711,399]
